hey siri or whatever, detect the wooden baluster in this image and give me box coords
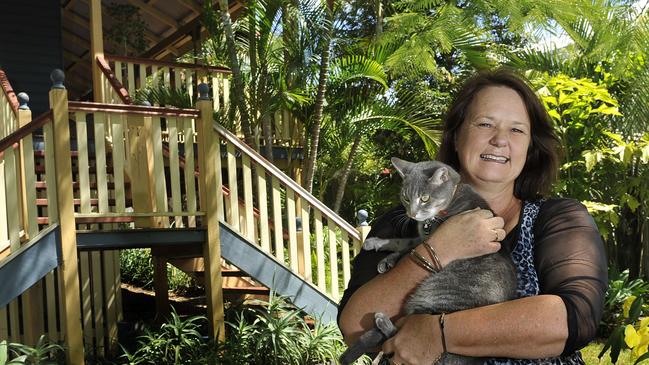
[114,61,123,83]
[314,210,326,291]
[162,67,171,89]
[127,63,135,97]
[328,225,339,300]
[75,110,94,350]
[300,203,312,282]
[183,117,197,227]
[185,70,194,104]
[173,68,180,91]
[287,189,298,271]
[225,143,239,230]
[17,99,43,346]
[271,176,284,262]
[151,114,168,216]
[111,114,126,212]
[92,110,108,354]
[211,74,220,112]
[256,166,270,252]
[341,231,351,291]
[138,63,147,92]
[79,251,93,351]
[213,132,225,221]
[3,144,21,343]
[168,117,183,227]
[242,154,254,241]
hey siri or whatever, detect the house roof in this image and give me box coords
[61,0,242,100]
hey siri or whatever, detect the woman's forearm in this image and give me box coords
[339,253,430,344]
[445,294,568,358]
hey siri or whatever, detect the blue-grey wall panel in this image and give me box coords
[0,225,61,308]
[219,223,339,323]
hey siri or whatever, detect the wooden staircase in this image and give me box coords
[0,62,370,363]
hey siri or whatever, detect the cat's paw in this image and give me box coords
[377,257,396,273]
[363,237,389,251]
[374,312,397,338]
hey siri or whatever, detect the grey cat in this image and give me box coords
[340,158,517,365]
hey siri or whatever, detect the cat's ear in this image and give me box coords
[391,157,413,178]
[429,167,449,185]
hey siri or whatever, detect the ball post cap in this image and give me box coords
[50,69,66,89]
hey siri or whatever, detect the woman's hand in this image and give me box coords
[425,208,505,267]
[382,314,442,365]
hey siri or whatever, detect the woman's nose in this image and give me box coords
[489,128,508,147]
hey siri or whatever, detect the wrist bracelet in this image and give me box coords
[422,241,443,271]
[439,313,447,354]
[409,249,438,273]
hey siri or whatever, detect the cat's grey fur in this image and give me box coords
[340,158,517,365]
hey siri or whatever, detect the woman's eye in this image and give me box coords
[420,195,430,202]
[478,122,492,128]
[512,128,525,134]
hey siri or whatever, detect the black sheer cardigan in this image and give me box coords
[337,198,608,355]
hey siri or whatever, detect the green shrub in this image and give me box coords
[119,249,202,296]
[120,308,208,365]
[0,336,64,365]
[601,269,649,337]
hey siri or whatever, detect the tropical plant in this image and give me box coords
[599,295,649,364]
[120,309,207,365]
[215,293,351,364]
[0,336,64,365]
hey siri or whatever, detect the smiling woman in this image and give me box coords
[337,69,608,365]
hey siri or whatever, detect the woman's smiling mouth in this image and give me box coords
[480,154,510,163]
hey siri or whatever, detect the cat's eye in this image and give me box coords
[420,195,430,203]
[402,195,410,203]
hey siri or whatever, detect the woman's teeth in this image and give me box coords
[480,154,510,163]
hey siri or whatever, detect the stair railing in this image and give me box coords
[212,120,361,302]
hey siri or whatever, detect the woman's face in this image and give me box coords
[455,86,531,190]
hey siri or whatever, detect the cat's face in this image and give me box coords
[392,158,458,221]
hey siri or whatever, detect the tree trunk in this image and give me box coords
[375,0,383,37]
[333,133,362,213]
[303,4,333,193]
[218,0,254,146]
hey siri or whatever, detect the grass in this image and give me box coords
[582,341,634,365]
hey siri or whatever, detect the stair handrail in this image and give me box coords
[0,69,19,116]
[213,121,362,241]
[0,110,53,153]
[68,101,200,117]
[96,56,132,104]
[104,54,232,75]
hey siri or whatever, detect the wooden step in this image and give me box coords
[36,198,133,207]
[34,181,130,190]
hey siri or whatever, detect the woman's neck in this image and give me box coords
[474,186,522,233]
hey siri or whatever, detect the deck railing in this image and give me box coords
[0,108,67,348]
[100,55,303,147]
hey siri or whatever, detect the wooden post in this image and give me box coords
[49,70,85,365]
[16,93,43,346]
[89,0,105,102]
[195,83,225,340]
[355,209,371,254]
